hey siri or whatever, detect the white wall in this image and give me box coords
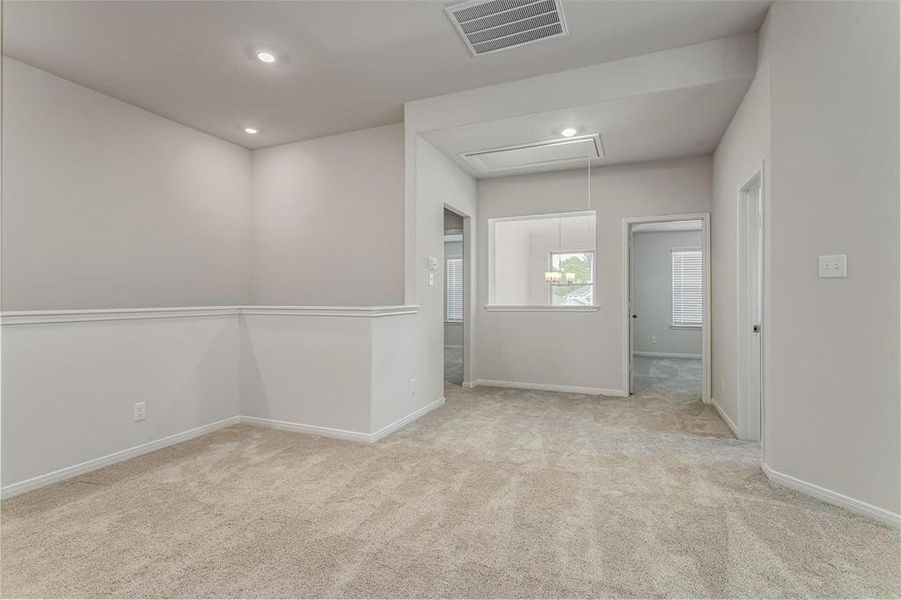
[251,124,404,306]
[632,230,703,356]
[0,62,428,496]
[1,58,253,310]
[414,138,478,397]
[762,1,899,517]
[713,1,900,520]
[711,14,771,431]
[1,313,240,489]
[476,157,711,393]
[1,58,250,495]
[240,314,373,433]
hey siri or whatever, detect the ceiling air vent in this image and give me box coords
[445,0,569,56]
[461,134,603,175]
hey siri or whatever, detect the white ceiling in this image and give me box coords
[421,78,753,178]
[3,1,769,149]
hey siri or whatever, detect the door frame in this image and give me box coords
[621,212,711,402]
[738,169,765,442]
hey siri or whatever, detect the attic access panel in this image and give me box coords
[460,134,603,175]
[446,0,569,56]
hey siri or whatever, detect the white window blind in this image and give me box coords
[446,258,463,322]
[672,249,702,327]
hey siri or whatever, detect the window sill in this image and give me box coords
[444,320,463,325]
[484,305,600,312]
[671,324,702,330]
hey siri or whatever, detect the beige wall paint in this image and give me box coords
[415,138,478,401]
[711,13,771,430]
[632,230,703,356]
[251,124,404,306]
[763,1,899,514]
[476,156,712,392]
[1,58,253,310]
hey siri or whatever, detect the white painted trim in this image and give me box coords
[239,416,371,443]
[240,397,446,444]
[762,463,900,529]
[1,305,420,325]
[0,416,240,499]
[484,305,599,312]
[1,396,447,500]
[369,397,446,442]
[710,397,739,438]
[738,168,765,443]
[470,379,626,397]
[622,213,711,403]
[461,381,477,389]
[0,306,238,325]
[633,351,702,359]
[444,344,463,349]
[239,305,419,318]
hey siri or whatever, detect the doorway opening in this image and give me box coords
[738,172,764,442]
[444,208,465,386]
[623,214,711,403]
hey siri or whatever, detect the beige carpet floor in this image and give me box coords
[2,384,899,598]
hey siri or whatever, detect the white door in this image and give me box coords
[739,175,763,441]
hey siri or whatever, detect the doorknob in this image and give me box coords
[753,324,760,333]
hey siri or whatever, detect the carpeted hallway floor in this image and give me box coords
[2,385,899,598]
[632,355,702,402]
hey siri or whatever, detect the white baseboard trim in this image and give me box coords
[370,396,446,442]
[633,351,702,359]
[461,381,476,390]
[0,416,240,500]
[470,379,627,397]
[762,463,900,529]
[709,397,739,438]
[240,396,446,444]
[238,416,371,443]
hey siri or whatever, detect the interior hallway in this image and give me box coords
[444,345,463,385]
[2,384,897,599]
[632,356,703,403]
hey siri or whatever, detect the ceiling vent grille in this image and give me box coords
[446,0,569,56]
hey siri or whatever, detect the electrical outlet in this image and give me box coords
[133,402,146,422]
[818,254,847,278]
[410,379,417,395]
[651,335,658,345]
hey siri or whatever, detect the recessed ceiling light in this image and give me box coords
[560,127,578,138]
[256,51,276,64]
[244,127,259,135]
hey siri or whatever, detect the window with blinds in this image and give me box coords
[672,249,702,327]
[446,258,463,322]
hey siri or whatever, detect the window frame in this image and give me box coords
[547,249,596,306]
[671,247,703,329]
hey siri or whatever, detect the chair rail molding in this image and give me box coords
[1,305,420,325]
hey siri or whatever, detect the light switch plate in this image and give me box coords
[818,254,847,278]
